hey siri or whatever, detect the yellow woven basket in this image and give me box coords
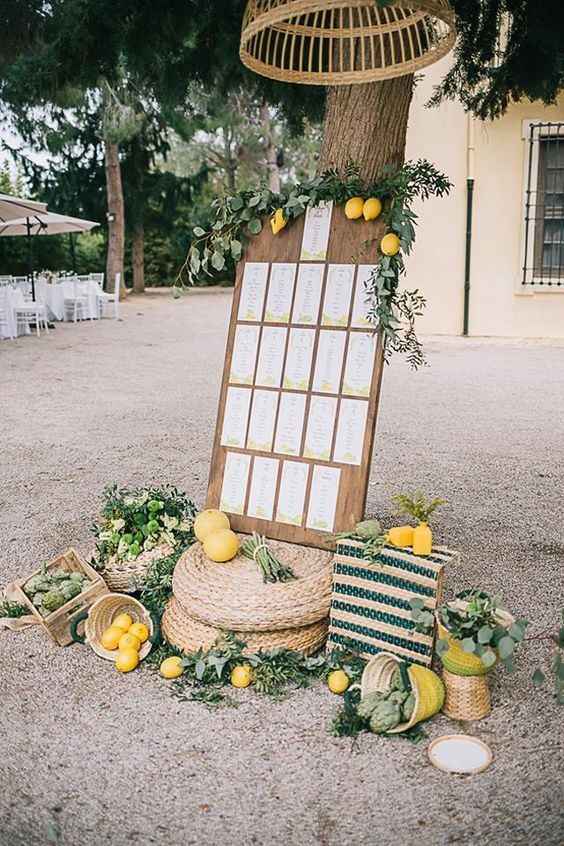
[360,651,444,734]
[437,603,515,677]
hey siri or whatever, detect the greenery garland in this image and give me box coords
[180,160,451,369]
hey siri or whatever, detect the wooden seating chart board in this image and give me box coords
[206,202,386,550]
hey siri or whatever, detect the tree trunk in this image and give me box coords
[318,75,414,182]
[104,140,125,296]
[132,221,145,293]
[260,101,281,193]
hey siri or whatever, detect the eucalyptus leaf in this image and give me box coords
[436,638,449,656]
[195,659,206,680]
[498,636,515,659]
[193,226,206,237]
[409,597,425,610]
[532,668,546,685]
[461,638,476,653]
[477,625,493,644]
[230,196,244,211]
[481,648,497,668]
[248,218,262,235]
[211,251,226,272]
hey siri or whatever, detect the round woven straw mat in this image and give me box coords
[162,598,328,656]
[172,536,333,632]
[84,593,154,661]
[442,669,491,721]
[99,543,173,594]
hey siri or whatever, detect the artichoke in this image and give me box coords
[32,593,44,608]
[357,690,387,720]
[369,700,402,734]
[401,693,416,722]
[388,689,409,705]
[42,590,66,613]
[61,582,82,600]
[25,575,50,595]
[69,572,84,583]
[390,667,407,692]
[354,519,382,539]
[52,570,70,582]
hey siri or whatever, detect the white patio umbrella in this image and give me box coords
[0,211,99,300]
[0,193,47,222]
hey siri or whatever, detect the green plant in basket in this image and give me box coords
[91,484,196,569]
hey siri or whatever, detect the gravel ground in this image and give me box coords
[1,290,563,846]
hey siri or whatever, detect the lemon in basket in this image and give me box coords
[129,622,149,643]
[160,656,184,679]
[327,670,350,694]
[101,625,126,651]
[113,613,133,632]
[118,632,141,652]
[115,648,139,673]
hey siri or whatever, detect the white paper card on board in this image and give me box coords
[312,330,347,394]
[255,326,287,387]
[303,395,338,461]
[300,201,333,261]
[219,452,251,515]
[230,324,260,385]
[322,264,354,326]
[333,398,368,465]
[237,262,269,321]
[342,332,376,397]
[283,327,316,390]
[273,392,307,456]
[264,263,296,323]
[291,264,324,325]
[220,387,252,448]
[306,465,341,531]
[351,265,377,327]
[247,389,279,452]
[247,456,279,521]
[276,460,309,526]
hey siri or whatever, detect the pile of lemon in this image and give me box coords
[194,508,240,563]
[344,196,400,257]
[100,613,150,673]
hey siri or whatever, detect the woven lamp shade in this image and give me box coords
[240,0,456,85]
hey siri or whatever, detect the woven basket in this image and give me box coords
[172,537,333,632]
[162,598,328,656]
[70,593,157,661]
[442,669,491,721]
[360,651,444,733]
[240,0,456,86]
[98,543,174,594]
[437,602,515,676]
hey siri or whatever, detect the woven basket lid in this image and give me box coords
[240,0,456,86]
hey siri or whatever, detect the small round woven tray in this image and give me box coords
[172,537,333,632]
[99,543,173,594]
[162,598,328,656]
[81,593,155,661]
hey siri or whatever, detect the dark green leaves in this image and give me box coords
[247,218,262,235]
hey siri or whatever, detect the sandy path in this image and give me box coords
[1,290,563,846]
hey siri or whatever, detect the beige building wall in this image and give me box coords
[404,56,564,338]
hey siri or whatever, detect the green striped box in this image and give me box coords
[328,540,458,666]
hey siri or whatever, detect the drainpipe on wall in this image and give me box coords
[463,115,476,336]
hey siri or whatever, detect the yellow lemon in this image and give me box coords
[115,648,139,673]
[270,208,287,235]
[387,525,415,548]
[203,528,239,563]
[362,197,382,221]
[118,632,141,652]
[194,509,230,542]
[230,665,253,688]
[327,669,350,694]
[380,233,401,256]
[128,622,149,643]
[112,612,133,632]
[344,197,364,220]
[160,656,184,679]
[101,625,125,651]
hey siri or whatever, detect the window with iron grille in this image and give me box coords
[522,122,564,286]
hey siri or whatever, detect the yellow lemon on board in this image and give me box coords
[128,622,149,643]
[380,233,401,256]
[112,613,133,632]
[118,632,141,652]
[203,528,240,563]
[160,656,184,679]
[115,648,140,673]
[270,208,287,235]
[362,197,382,221]
[327,669,350,694]
[101,625,126,651]
[194,509,230,542]
[230,665,253,688]
[344,197,364,220]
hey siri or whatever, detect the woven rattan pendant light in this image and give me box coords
[240,0,456,85]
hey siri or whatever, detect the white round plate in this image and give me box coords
[428,734,493,774]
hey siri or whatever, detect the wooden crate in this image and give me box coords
[328,540,458,666]
[12,548,108,646]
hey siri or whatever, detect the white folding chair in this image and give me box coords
[63,278,89,322]
[0,288,16,340]
[12,288,49,338]
[98,272,120,319]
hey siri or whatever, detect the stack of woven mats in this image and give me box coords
[162,535,333,655]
